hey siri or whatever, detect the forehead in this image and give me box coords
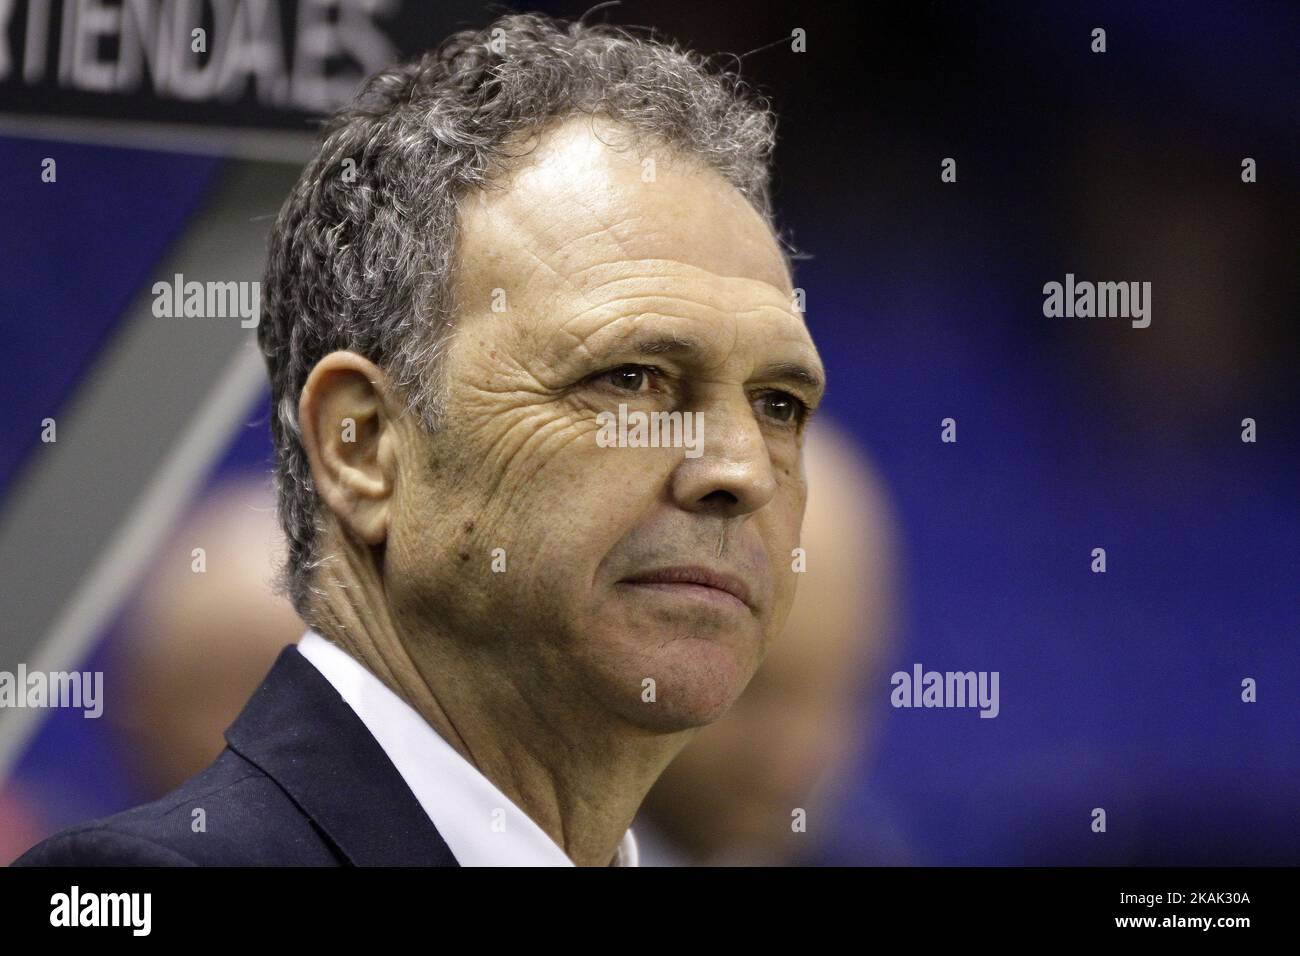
[453,115,796,313]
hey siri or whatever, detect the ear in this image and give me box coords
[298,351,400,548]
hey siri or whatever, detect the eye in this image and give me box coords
[600,364,657,393]
[757,390,807,425]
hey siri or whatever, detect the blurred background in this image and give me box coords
[0,1,1296,865]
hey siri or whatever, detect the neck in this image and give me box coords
[310,550,689,867]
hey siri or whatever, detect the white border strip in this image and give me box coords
[0,113,318,163]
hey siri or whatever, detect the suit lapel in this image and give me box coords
[224,645,460,866]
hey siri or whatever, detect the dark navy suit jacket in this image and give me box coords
[13,645,460,866]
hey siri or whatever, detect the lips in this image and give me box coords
[620,565,753,609]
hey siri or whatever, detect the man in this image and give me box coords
[16,11,825,867]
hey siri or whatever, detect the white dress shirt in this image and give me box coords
[296,630,638,867]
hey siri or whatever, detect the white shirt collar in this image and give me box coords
[295,630,638,867]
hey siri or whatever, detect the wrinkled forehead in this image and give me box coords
[453,116,795,307]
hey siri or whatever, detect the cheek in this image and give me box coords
[383,463,468,599]
[511,444,672,574]
[448,404,670,580]
[765,484,808,627]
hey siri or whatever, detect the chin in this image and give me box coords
[598,633,759,732]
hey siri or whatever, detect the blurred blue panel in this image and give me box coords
[0,138,224,494]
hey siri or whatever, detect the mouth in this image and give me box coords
[618,565,754,613]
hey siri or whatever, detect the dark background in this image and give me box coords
[1,1,1296,864]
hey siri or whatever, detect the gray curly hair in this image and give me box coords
[258,11,786,619]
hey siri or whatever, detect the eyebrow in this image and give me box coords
[758,361,825,396]
[625,334,826,397]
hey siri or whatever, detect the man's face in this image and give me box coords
[386,116,824,732]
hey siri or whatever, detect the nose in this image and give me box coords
[668,395,779,518]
